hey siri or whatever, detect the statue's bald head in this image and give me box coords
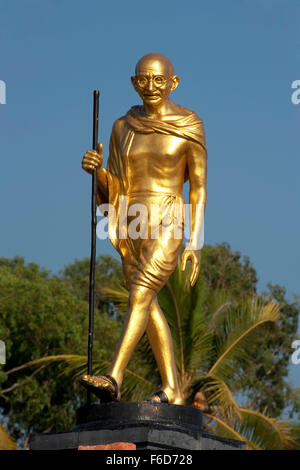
[132,53,179,111]
[135,53,174,78]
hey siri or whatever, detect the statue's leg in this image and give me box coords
[146,297,184,405]
[105,209,183,400]
[107,283,156,387]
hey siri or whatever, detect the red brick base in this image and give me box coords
[78,442,136,450]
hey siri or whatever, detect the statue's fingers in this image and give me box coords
[82,158,93,167]
[86,149,99,158]
[180,253,187,271]
[83,164,92,171]
[84,156,99,165]
[82,162,94,173]
[90,151,102,161]
[83,156,101,167]
[190,263,200,287]
[189,262,195,286]
[85,151,102,167]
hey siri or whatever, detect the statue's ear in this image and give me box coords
[131,76,138,91]
[171,75,179,92]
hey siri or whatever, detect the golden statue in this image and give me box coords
[80,53,207,405]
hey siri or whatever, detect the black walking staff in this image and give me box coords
[87,90,99,403]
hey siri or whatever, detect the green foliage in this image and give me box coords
[0,256,122,448]
[59,254,124,317]
[201,243,257,297]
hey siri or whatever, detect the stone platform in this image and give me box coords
[30,402,246,450]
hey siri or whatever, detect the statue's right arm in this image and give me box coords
[81,142,109,200]
[82,121,121,202]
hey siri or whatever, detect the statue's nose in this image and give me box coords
[148,80,154,91]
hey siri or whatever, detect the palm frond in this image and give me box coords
[205,298,233,332]
[186,288,235,373]
[207,408,295,450]
[207,298,280,380]
[188,329,214,373]
[158,262,207,378]
[236,408,296,450]
[182,277,208,372]
[203,413,250,450]
[203,413,251,449]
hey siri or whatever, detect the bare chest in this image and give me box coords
[127,132,187,169]
[124,132,188,193]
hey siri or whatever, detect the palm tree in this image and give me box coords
[13,260,296,449]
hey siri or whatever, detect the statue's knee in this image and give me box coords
[129,285,154,310]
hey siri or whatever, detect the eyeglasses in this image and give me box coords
[135,74,168,88]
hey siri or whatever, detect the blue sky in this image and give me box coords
[0,1,299,384]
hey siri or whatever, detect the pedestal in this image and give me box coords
[30,402,246,450]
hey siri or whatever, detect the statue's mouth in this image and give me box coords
[143,94,160,98]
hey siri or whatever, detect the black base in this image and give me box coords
[30,402,246,450]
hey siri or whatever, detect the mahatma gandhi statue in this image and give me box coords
[80,53,207,405]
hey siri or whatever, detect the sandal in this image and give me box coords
[147,390,169,404]
[79,374,120,402]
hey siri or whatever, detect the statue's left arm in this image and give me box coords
[180,139,207,286]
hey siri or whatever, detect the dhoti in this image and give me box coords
[119,191,184,293]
